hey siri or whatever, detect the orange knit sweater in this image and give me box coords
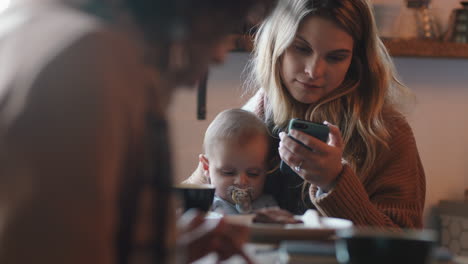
[246,90,426,228]
[186,93,426,228]
[309,113,426,228]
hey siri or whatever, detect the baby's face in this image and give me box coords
[208,135,269,203]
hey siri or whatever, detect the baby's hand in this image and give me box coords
[253,207,303,224]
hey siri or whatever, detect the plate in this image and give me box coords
[249,216,352,243]
[208,211,353,243]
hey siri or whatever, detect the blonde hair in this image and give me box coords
[245,0,414,179]
[203,109,271,158]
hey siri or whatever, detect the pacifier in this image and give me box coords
[228,186,253,214]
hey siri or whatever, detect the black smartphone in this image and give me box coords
[279,119,330,177]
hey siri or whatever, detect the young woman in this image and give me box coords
[187,0,425,229]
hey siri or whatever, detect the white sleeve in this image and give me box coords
[242,88,264,112]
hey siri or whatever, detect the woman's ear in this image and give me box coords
[199,154,210,177]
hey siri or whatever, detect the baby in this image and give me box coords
[199,109,277,214]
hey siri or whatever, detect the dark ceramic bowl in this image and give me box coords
[335,228,436,264]
[173,183,215,212]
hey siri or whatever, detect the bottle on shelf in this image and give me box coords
[396,0,440,40]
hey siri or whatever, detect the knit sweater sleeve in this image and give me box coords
[309,115,425,228]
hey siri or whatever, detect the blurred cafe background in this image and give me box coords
[166,0,468,257]
[2,0,467,261]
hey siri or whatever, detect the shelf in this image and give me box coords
[231,34,468,59]
[382,39,468,59]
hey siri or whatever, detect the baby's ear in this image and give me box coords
[199,154,210,175]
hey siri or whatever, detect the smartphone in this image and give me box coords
[279,119,330,177]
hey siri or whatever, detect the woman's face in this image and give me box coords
[280,16,354,104]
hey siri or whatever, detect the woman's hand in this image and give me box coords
[278,121,344,192]
[177,210,253,263]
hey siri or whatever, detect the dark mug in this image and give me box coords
[335,228,436,264]
[173,183,215,212]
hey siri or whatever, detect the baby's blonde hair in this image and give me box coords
[203,109,270,158]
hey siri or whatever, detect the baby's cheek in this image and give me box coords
[211,176,228,200]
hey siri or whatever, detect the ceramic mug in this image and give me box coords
[173,183,215,212]
[335,227,436,264]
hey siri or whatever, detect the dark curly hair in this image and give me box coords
[124,0,276,42]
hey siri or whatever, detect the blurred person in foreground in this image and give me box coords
[0,0,275,263]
